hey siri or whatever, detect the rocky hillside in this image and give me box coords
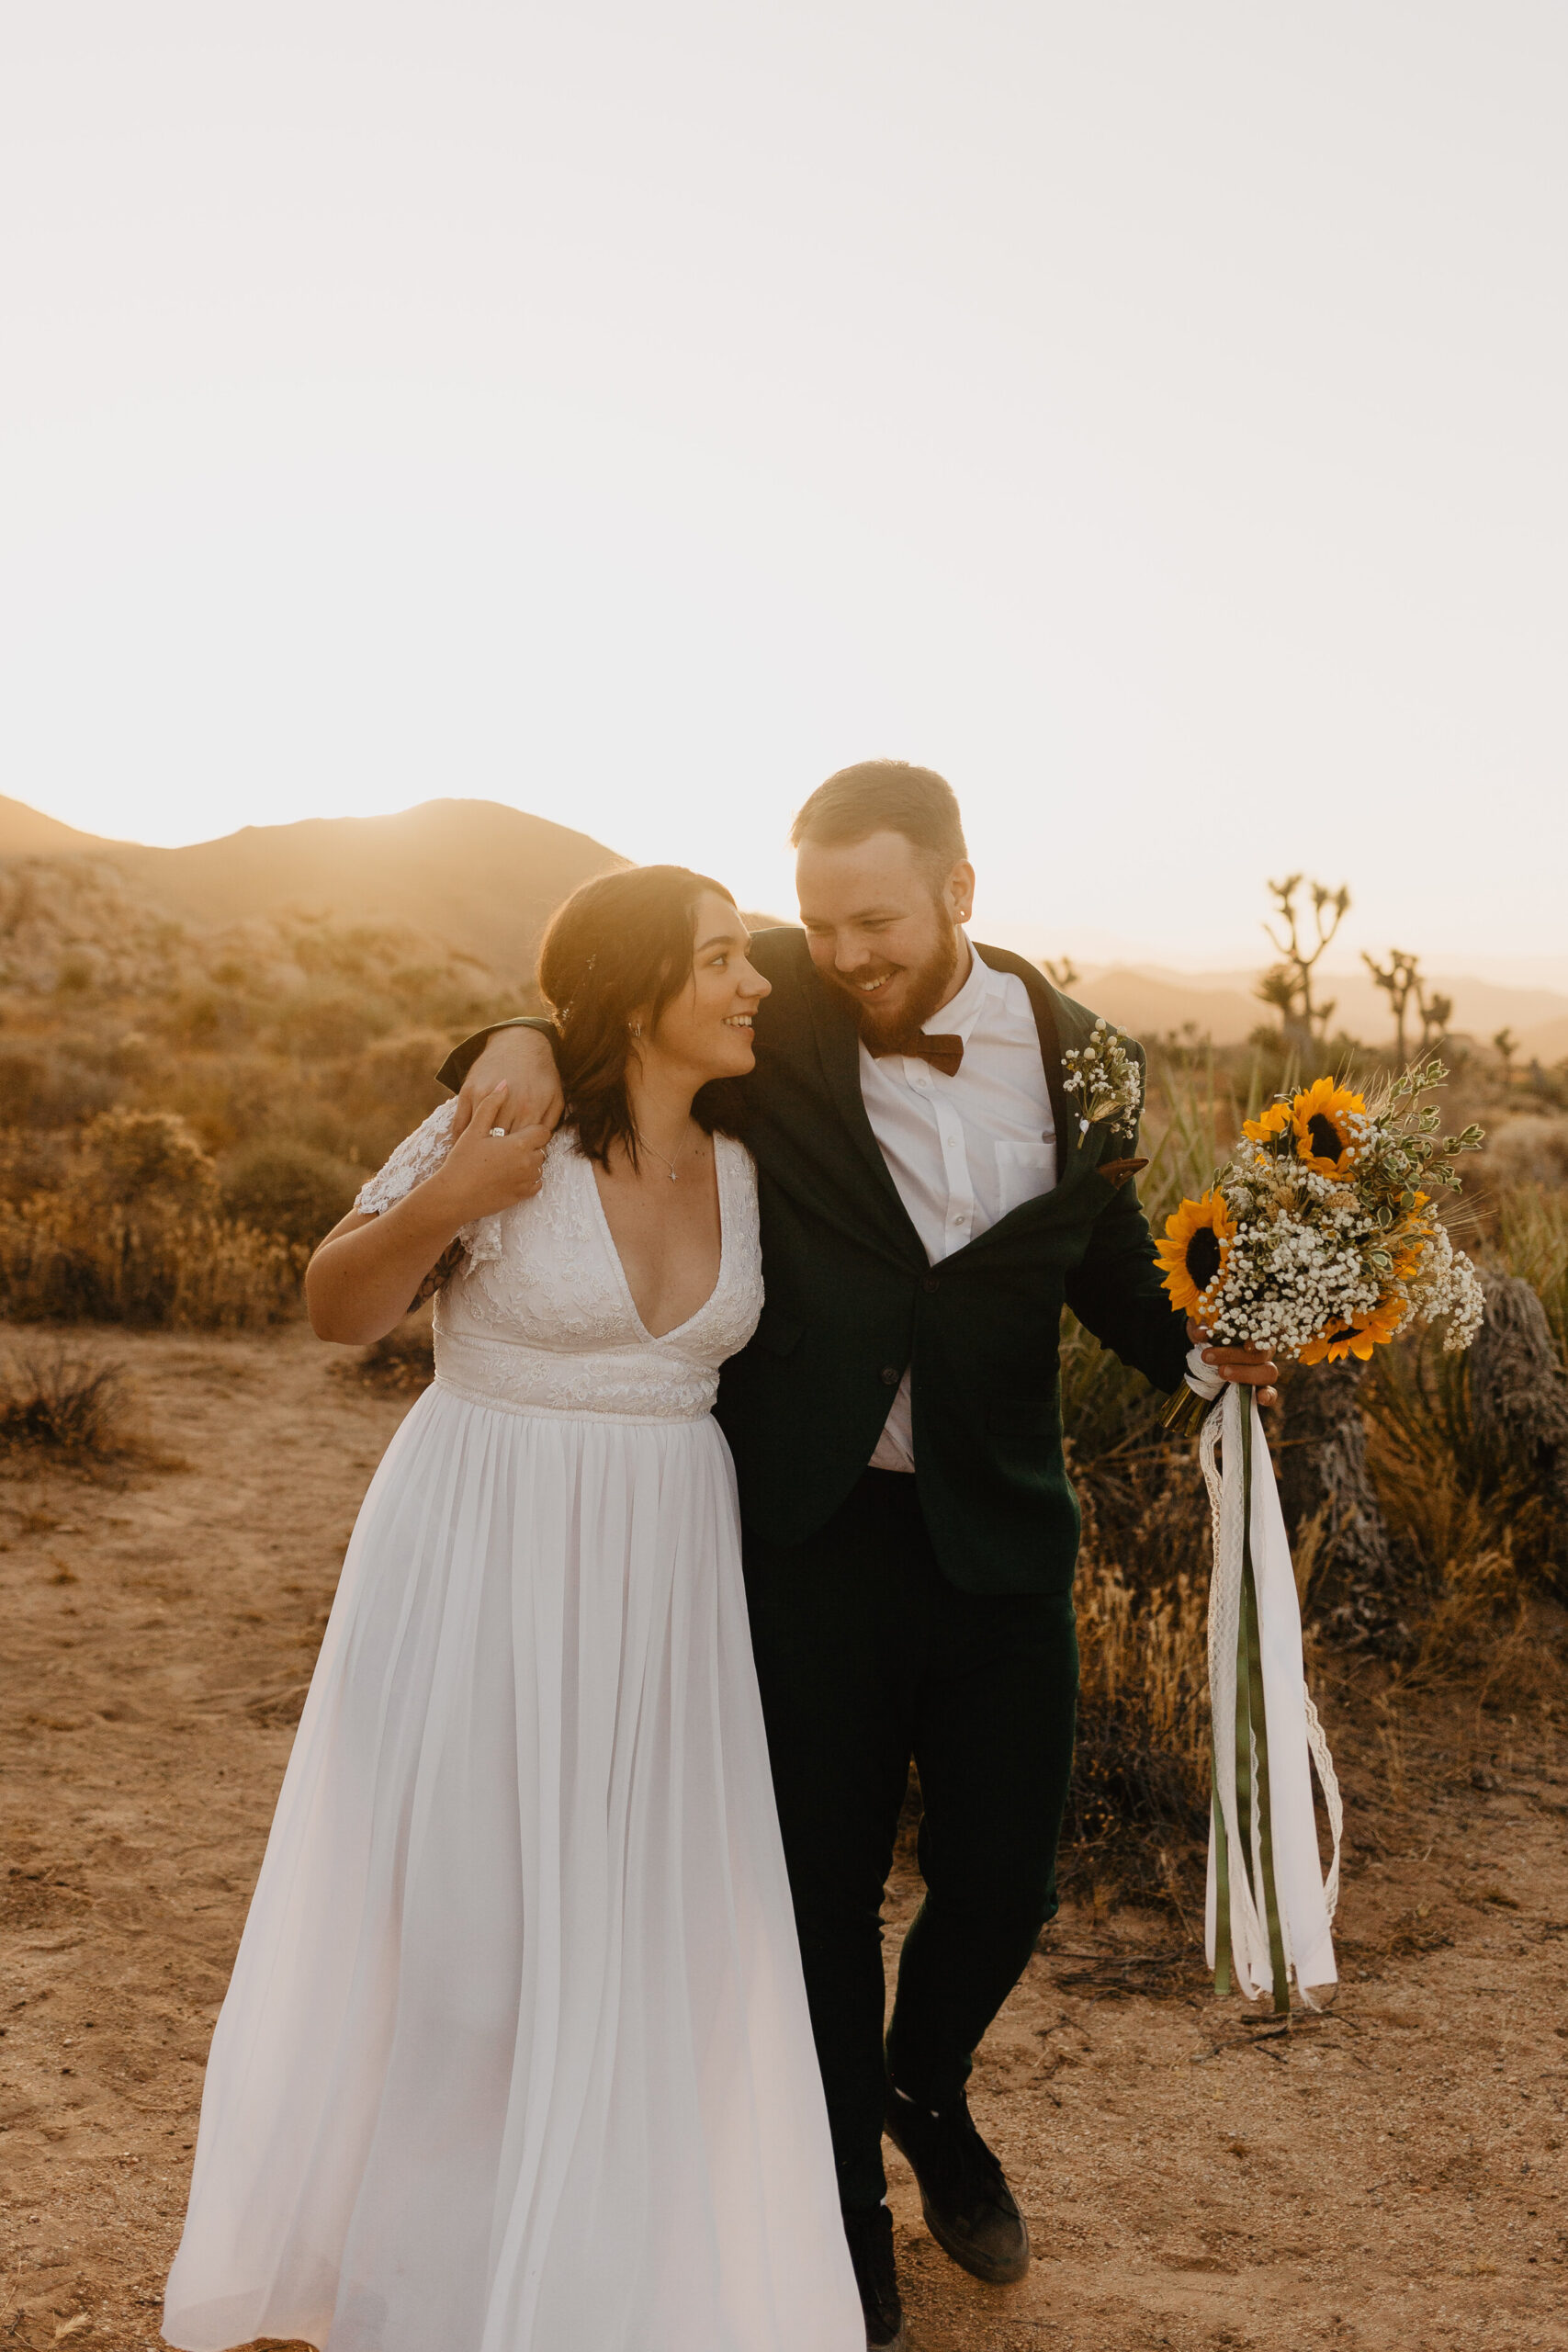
[0,855,506,1009]
[0,796,626,985]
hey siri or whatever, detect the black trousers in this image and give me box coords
[742,1470,1078,2212]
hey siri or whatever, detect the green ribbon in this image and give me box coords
[1211,1775,1233,1999]
[1213,1403,1291,2017]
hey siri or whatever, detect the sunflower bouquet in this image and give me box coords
[1154,1062,1484,2014]
[1157,1060,1484,1408]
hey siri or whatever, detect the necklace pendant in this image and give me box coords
[670,1168,678,1182]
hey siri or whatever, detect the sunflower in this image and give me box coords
[1291,1078,1366,1179]
[1388,1194,1438,1281]
[1242,1101,1292,1145]
[1155,1192,1235,1319]
[1298,1295,1407,1363]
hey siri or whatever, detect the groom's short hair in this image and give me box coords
[789,760,966,875]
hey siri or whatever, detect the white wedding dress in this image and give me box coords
[163,1109,863,2352]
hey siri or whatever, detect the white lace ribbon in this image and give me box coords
[1189,1371,1342,2007]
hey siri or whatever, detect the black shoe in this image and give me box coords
[884,2081,1031,2285]
[842,2203,907,2351]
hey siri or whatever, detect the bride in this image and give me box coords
[162,865,863,2352]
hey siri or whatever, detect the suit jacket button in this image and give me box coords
[922,1275,940,1293]
[881,1365,901,1385]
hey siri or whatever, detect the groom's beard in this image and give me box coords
[829,913,962,1055]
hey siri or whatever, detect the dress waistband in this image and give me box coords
[432,1374,713,1427]
[431,1322,719,1424]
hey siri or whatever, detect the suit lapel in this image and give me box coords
[802,967,929,1256]
[973,944,1081,1180]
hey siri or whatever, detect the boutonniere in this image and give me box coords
[1062,1019,1143,1144]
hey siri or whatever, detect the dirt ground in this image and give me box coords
[3,1322,1566,2352]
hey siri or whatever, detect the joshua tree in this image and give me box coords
[1363,947,1421,1064]
[1362,945,1452,1065]
[1257,876,1350,1056]
[1416,987,1453,1054]
[1041,956,1079,992]
[1494,1027,1517,1089]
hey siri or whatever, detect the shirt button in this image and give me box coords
[922,1275,940,1294]
[880,1365,901,1386]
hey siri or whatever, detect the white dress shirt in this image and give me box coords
[863,937,1056,1472]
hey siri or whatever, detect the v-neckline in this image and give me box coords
[584,1132,730,1343]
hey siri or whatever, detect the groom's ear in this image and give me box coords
[942,859,976,925]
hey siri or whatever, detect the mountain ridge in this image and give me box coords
[0,796,627,979]
[3,794,1563,1057]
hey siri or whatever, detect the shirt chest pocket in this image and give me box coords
[994,1138,1056,1218]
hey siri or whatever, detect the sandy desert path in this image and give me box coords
[3,1323,1566,2351]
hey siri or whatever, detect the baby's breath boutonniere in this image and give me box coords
[1062,1018,1143,1144]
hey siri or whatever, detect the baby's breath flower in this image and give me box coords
[1062,1019,1143,1141]
[1158,1065,1484,1363]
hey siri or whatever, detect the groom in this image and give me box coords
[441,762,1277,2349]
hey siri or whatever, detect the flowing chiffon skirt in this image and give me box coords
[163,1385,863,2352]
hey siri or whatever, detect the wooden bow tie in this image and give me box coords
[870,1033,964,1077]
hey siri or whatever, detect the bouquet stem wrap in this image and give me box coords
[1199,1385,1342,2010]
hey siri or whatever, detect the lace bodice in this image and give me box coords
[355,1103,763,1421]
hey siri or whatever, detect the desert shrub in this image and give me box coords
[1495,1182,1568,1364]
[220,1139,359,1247]
[1066,1553,1211,1910]
[161,986,262,1051]
[79,1108,218,1213]
[1358,1209,1564,1693]
[141,1053,303,1155]
[0,1131,71,1204]
[0,1192,301,1329]
[53,953,97,998]
[1060,1442,1216,1908]
[0,1042,119,1128]
[338,1314,435,1394]
[344,1028,454,1119]
[0,1345,132,1464]
[272,989,396,1061]
[1364,1169,1567,1602]
[289,922,408,981]
[0,1044,46,1125]
[1484,1114,1568,1193]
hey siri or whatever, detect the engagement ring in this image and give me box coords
[488,1125,507,1137]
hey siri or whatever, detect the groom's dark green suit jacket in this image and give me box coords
[441,932,1190,1599]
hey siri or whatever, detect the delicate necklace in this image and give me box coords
[636,1122,699,1182]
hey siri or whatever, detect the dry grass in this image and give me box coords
[1062,1443,1214,1910]
[0,1107,305,1330]
[0,1345,128,1459]
[333,1313,436,1395]
[0,1342,170,1477]
[0,1191,302,1329]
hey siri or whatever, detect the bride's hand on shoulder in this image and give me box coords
[453,1030,565,1139]
[430,1086,554,1221]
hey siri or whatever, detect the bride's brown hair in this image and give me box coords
[537,865,748,1170]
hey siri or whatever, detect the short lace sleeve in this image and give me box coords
[354,1102,504,1269]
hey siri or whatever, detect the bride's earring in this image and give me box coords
[628,1021,642,1038]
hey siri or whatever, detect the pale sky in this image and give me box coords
[2,3,1564,970]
